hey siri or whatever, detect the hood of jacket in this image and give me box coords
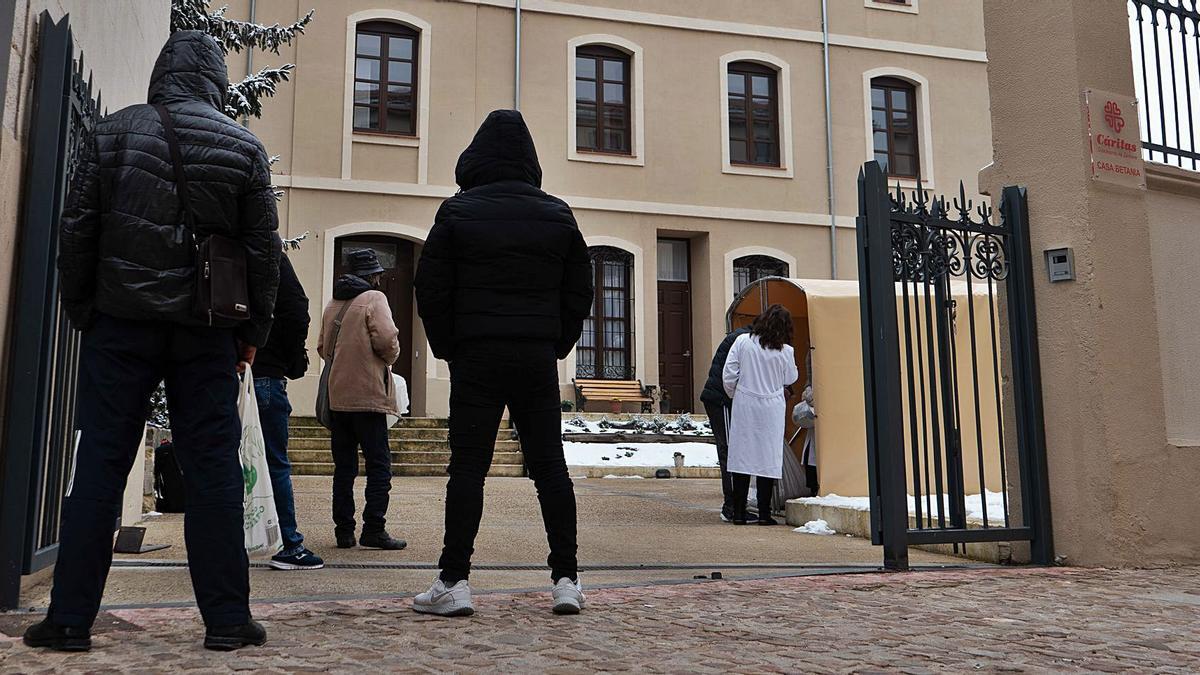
[454,109,543,191]
[333,274,374,300]
[148,30,229,111]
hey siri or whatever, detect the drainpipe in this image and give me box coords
[243,0,256,128]
[821,0,837,279]
[514,0,522,110]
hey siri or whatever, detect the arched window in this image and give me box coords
[727,61,780,167]
[575,45,631,155]
[577,246,634,380]
[353,21,418,136]
[733,255,789,296]
[871,76,919,178]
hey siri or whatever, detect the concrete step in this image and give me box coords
[287,438,522,453]
[288,426,516,442]
[289,462,525,477]
[289,416,511,430]
[288,449,526,466]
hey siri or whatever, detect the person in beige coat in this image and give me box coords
[318,249,406,550]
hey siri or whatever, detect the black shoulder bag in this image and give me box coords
[154,104,250,326]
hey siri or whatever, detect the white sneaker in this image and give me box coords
[412,577,475,617]
[552,577,585,615]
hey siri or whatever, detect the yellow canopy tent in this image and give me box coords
[727,278,1004,498]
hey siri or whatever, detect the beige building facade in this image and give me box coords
[222,0,993,417]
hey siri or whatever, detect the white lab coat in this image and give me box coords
[723,333,799,479]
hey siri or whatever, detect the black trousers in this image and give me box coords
[330,411,392,536]
[48,314,249,629]
[701,400,735,512]
[439,340,577,584]
[732,474,775,519]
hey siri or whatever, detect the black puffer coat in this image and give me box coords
[415,110,593,361]
[253,254,309,380]
[57,31,280,345]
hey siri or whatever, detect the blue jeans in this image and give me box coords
[254,377,304,553]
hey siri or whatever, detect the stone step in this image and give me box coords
[289,462,525,478]
[287,438,521,453]
[288,449,526,466]
[288,426,516,442]
[289,416,511,430]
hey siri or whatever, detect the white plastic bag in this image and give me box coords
[238,365,282,557]
[385,373,410,428]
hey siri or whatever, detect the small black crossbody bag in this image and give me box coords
[154,104,250,326]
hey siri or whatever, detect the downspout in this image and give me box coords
[821,0,837,279]
[243,0,256,128]
[514,0,522,110]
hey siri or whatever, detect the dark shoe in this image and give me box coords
[359,531,407,550]
[204,619,267,651]
[336,532,357,549]
[757,516,780,526]
[22,619,91,652]
[269,547,325,570]
[720,506,735,523]
[732,509,751,526]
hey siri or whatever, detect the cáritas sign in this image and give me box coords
[1084,89,1146,189]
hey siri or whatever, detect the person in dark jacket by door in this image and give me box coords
[26,31,279,652]
[700,325,752,523]
[253,254,324,570]
[412,110,594,617]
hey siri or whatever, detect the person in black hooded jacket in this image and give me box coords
[412,110,593,618]
[25,31,278,653]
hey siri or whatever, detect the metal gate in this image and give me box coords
[0,13,98,610]
[856,161,1053,571]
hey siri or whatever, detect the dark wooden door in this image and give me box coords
[657,239,693,413]
[334,236,414,403]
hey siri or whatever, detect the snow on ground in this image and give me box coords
[797,491,1008,525]
[794,519,837,535]
[564,441,719,467]
[561,414,712,436]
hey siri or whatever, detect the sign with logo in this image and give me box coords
[1084,88,1145,189]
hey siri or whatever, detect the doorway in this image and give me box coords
[657,238,693,413]
[333,236,415,404]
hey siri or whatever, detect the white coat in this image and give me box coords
[723,333,799,479]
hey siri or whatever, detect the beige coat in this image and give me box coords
[318,290,401,415]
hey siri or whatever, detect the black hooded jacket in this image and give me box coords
[57,31,280,345]
[253,254,309,380]
[415,110,593,360]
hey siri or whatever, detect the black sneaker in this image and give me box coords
[720,507,735,523]
[336,532,357,549]
[204,619,267,651]
[359,531,407,550]
[269,547,325,570]
[22,618,91,652]
[757,515,780,526]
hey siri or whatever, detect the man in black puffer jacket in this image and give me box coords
[413,110,593,618]
[700,326,752,523]
[25,31,278,653]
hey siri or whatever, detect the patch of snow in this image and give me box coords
[565,441,718,467]
[561,414,712,436]
[797,491,1008,525]
[794,519,837,535]
[144,511,163,518]
[602,474,645,479]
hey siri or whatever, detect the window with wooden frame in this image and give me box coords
[871,77,920,178]
[353,21,418,136]
[575,45,631,155]
[576,247,634,380]
[727,62,780,167]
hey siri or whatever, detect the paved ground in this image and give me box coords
[3,566,1199,672]
[20,477,958,608]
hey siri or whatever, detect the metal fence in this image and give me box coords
[856,161,1053,571]
[0,13,97,610]
[1129,0,1200,169]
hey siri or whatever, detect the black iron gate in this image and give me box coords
[0,13,98,610]
[856,161,1053,571]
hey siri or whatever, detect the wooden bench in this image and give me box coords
[574,379,654,413]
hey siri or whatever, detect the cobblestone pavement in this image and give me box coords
[3,566,1200,673]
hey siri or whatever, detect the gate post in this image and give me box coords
[857,161,910,571]
[1001,186,1054,565]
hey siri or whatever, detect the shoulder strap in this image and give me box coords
[153,104,194,231]
[327,300,354,362]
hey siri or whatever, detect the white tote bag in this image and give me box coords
[238,365,283,557]
[385,373,410,428]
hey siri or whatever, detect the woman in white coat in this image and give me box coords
[723,305,799,525]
